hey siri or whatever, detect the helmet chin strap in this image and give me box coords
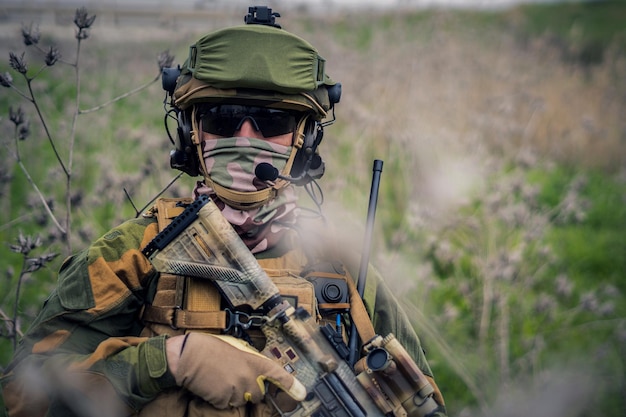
[192,106,308,210]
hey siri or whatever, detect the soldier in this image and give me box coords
[1,6,446,417]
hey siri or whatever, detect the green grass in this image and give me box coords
[519,1,626,45]
[529,167,626,292]
[422,163,626,415]
[515,0,626,64]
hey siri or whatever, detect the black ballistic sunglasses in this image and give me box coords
[197,105,300,138]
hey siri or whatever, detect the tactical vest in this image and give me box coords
[139,198,375,350]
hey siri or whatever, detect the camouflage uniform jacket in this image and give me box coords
[0,212,445,417]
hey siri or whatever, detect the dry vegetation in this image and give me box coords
[304,10,625,218]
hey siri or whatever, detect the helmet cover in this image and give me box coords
[173,24,337,119]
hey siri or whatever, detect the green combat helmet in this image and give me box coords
[162,6,341,207]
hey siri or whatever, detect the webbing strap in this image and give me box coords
[141,274,226,331]
[156,197,194,229]
[141,306,227,330]
[345,270,376,343]
[184,277,224,330]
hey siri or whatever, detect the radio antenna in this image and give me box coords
[348,159,383,366]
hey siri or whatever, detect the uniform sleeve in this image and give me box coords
[367,268,434,376]
[0,218,177,417]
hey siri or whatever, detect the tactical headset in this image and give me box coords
[162,67,341,187]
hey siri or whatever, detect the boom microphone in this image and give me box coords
[256,154,326,185]
[255,162,280,181]
[255,162,312,183]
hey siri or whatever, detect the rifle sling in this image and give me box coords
[345,269,376,344]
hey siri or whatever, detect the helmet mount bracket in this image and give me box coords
[244,6,281,28]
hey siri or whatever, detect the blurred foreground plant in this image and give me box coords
[0,233,57,355]
[0,7,174,359]
[416,156,625,415]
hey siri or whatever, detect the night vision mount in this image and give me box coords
[244,6,281,28]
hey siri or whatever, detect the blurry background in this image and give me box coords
[1,1,624,416]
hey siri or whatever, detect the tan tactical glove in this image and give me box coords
[170,333,306,409]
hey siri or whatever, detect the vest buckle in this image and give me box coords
[171,306,182,330]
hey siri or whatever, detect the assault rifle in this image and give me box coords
[142,162,439,417]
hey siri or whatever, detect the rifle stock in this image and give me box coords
[144,194,282,313]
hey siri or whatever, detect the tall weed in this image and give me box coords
[0,8,176,367]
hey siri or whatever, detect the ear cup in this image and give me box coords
[169,109,201,177]
[290,118,325,185]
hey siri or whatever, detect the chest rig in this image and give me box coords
[140,198,359,349]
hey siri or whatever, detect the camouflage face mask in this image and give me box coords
[193,179,299,253]
[195,137,298,252]
[200,137,293,206]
